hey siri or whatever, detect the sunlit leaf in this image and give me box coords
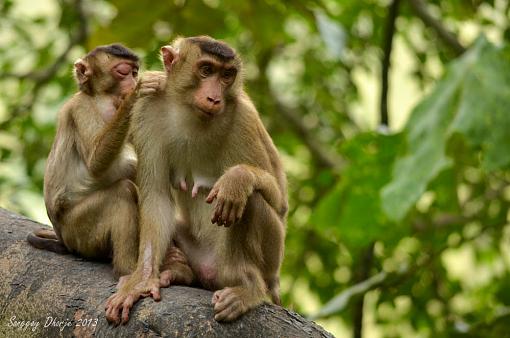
[382,36,510,221]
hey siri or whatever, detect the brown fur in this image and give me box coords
[105,36,287,324]
[29,46,148,277]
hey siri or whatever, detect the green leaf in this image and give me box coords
[311,132,403,249]
[382,36,510,221]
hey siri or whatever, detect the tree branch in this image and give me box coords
[256,48,344,172]
[272,99,344,171]
[380,0,400,128]
[409,0,466,56]
[0,207,334,338]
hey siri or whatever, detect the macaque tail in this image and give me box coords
[27,228,69,254]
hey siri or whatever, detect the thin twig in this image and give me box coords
[408,0,466,56]
[256,48,344,172]
[273,99,344,171]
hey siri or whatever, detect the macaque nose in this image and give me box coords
[207,96,221,105]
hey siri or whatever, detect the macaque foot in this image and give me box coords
[105,277,160,325]
[211,287,249,322]
[116,275,131,290]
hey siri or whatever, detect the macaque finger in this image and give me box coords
[227,204,237,226]
[212,199,224,224]
[206,188,218,204]
[212,291,220,305]
[221,200,232,226]
[235,203,244,222]
[138,88,157,95]
[180,179,188,192]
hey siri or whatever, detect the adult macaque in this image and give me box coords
[26,44,167,277]
[106,36,288,324]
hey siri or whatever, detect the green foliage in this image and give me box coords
[382,37,510,221]
[1,1,509,337]
[312,132,404,249]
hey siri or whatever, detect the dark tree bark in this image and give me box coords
[0,208,333,338]
[380,0,400,128]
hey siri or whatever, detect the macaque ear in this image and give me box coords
[160,46,179,72]
[73,58,92,85]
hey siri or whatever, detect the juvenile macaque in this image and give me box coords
[106,36,288,324]
[27,44,166,277]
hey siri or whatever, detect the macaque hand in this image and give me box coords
[105,274,161,325]
[138,72,166,97]
[206,165,255,226]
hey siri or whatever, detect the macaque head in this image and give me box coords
[160,36,242,119]
[73,43,139,97]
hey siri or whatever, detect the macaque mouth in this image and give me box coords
[197,107,216,117]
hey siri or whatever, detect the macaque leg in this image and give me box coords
[110,180,139,277]
[60,179,139,277]
[159,245,194,287]
[213,192,284,321]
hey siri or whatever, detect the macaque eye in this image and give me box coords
[222,68,237,80]
[199,64,214,77]
[115,63,132,77]
[132,69,139,77]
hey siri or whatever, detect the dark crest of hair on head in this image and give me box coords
[189,37,235,62]
[87,43,139,62]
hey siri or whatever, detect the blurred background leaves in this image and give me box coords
[1,0,509,337]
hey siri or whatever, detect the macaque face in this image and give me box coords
[192,57,237,118]
[111,60,139,96]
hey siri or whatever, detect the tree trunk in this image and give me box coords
[0,208,333,338]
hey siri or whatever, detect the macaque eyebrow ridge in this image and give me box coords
[189,38,235,61]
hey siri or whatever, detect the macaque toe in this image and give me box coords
[151,286,161,301]
[159,270,173,287]
[212,288,246,321]
[106,295,124,325]
[121,295,134,324]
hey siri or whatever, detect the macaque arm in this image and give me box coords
[207,164,285,226]
[85,95,136,177]
[238,164,283,213]
[72,96,134,178]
